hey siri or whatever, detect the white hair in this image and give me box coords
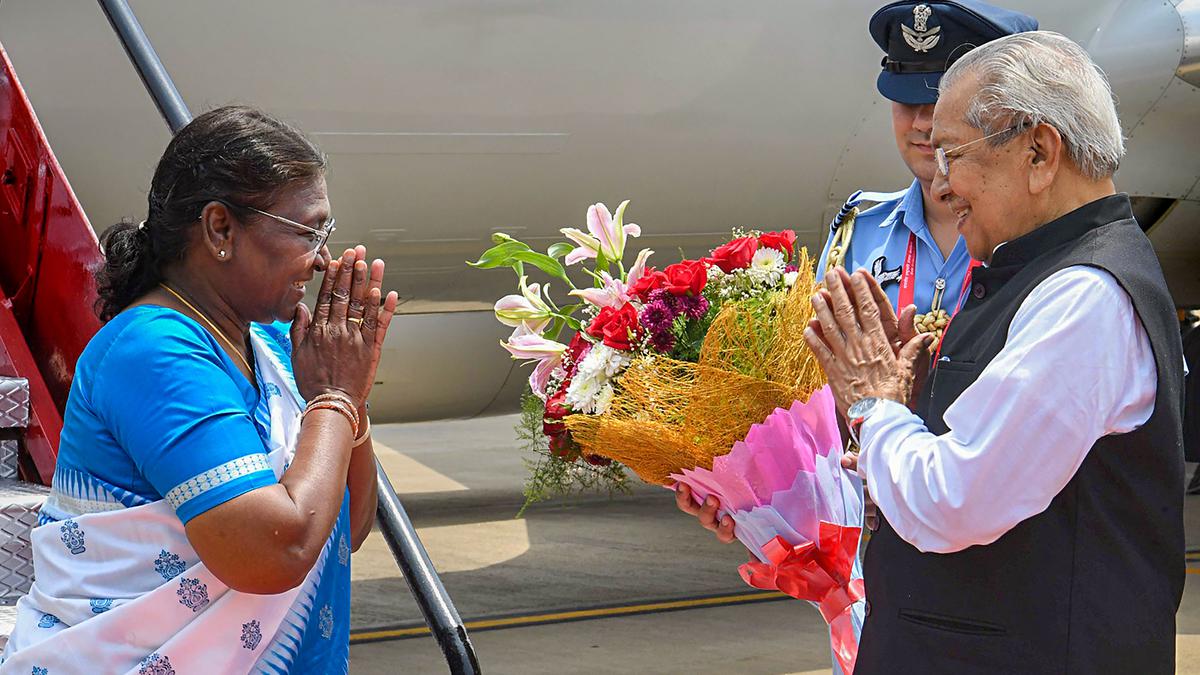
[940,31,1124,180]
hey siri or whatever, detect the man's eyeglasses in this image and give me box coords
[935,123,1024,177]
[218,200,336,253]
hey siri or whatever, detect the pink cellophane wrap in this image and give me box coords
[668,385,865,674]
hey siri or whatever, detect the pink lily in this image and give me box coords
[528,357,561,399]
[568,271,630,309]
[560,199,641,265]
[500,324,567,397]
[559,227,603,266]
[625,248,654,288]
[494,276,553,332]
[501,323,567,360]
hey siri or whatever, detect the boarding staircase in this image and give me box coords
[0,2,479,671]
[0,22,100,645]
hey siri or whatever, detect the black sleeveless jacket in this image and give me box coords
[856,194,1185,674]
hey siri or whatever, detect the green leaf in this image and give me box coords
[547,242,574,260]
[558,303,584,332]
[547,316,566,342]
[468,240,532,269]
[491,232,518,245]
[511,251,570,284]
[595,251,612,275]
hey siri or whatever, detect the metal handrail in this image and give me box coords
[94,2,479,671]
[96,0,190,132]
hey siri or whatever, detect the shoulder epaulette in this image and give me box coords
[829,188,908,232]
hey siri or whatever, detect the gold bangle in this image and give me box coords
[308,393,360,429]
[303,400,359,438]
[352,417,371,448]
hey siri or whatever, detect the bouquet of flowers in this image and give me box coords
[473,200,864,672]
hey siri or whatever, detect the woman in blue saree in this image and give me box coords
[0,106,397,674]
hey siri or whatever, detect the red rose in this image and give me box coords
[705,237,759,272]
[586,302,641,351]
[630,267,668,302]
[583,452,612,466]
[548,430,581,460]
[542,332,592,437]
[663,260,708,297]
[543,383,571,436]
[758,230,797,261]
[564,331,591,364]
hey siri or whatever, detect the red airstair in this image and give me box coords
[0,42,102,486]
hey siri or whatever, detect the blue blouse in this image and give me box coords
[46,306,280,524]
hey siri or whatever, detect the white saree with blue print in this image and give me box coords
[0,320,351,674]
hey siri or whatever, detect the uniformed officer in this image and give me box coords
[818,1,1039,349]
[677,3,1036,673]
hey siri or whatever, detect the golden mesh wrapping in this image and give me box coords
[565,250,827,485]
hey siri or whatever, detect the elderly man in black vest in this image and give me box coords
[804,31,1185,674]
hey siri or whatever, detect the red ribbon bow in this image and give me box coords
[739,521,865,674]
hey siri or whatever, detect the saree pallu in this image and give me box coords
[0,326,351,674]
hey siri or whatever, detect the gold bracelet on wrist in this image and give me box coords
[308,393,360,430]
[303,400,360,438]
[351,417,371,448]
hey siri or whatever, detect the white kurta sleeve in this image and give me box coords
[857,265,1157,553]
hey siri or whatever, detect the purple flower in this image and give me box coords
[639,299,674,333]
[784,264,799,274]
[649,331,676,353]
[648,288,682,314]
[676,295,709,321]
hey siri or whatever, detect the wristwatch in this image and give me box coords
[846,397,883,446]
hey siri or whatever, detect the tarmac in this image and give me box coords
[347,414,1200,674]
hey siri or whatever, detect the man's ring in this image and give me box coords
[348,317,363,325]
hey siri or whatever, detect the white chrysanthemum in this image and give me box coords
[594,383,615,414]
[752,246,784,267]
[565,344,630,414]
[746,248,785,287]
[783,271,799,287]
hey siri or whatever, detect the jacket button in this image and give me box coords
[972,282,986,299]
[863,600,872,617]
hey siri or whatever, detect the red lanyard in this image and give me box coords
[932,259,983,364]
[897,231,981,365]
[897,232,920,310]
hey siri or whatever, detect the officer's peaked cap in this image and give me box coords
[870,1,1037,105]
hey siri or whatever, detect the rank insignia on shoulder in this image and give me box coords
[829,189,907,232]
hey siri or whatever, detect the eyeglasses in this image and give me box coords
[935,124,1024,177]
[218,200,336,253]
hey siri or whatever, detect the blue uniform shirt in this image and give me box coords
[817,179,973,316]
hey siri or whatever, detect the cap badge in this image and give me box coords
[902,4,941,53]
